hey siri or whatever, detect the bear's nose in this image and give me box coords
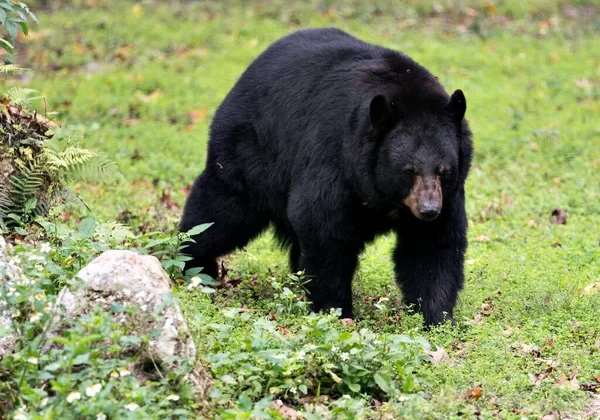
[419,204,441,221]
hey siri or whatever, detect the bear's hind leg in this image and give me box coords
[179,169,269,278]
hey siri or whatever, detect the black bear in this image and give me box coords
[180,28,473,326]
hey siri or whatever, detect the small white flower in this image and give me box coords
[66,391,81,403]
[305,343,316,351]
[166,394,180,401]
[96,414,107,420]
[34,293,47,302]
[29,313,42,323]
[340,352,350,361]
[296,350,306,360]
[40,397,48,407]
[14,411,28,420]
[331,346,338,353]
[290,386,298,394]
[349,348,360,355]
[125,402,139,411]
[85,383,102,397]
[43,302,52,312]
[40,243,52,254]
[187,276,202,290]
[27,357,38,365]
[110,371,119,379]
[119,369,131,377]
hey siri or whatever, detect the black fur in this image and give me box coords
[179,28,473,326]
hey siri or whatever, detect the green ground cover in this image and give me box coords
[4,0,600,418]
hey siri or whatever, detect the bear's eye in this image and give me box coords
[437,165,448,175]
[403,166,417,176]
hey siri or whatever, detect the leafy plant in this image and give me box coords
[0,88,122,230]
[0,0,37,63]
[0,236,198,418]
[139,222,217,288]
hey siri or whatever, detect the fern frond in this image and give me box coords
[9,162,46,199]
[0,183,10,220]
[61,155,123,183]
[45,146,97,172]
[7,87,41,105]
[0,64,24,74]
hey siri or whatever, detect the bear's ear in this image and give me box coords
[446,89,466,123]
[369,95,394,133]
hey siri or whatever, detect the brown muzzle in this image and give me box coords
[403,175,442,221]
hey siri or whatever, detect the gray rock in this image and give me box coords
[0,236,17,358]
[0,311,14,359]
[58,250,197,371]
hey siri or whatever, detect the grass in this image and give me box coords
[6,0,600,417]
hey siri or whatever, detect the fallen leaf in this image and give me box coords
[115,45,132,62]
[513,343,541,358]
[73,41,85,55]
[328,371,342,384]
[484,2,496,15]
[529,372,549,387]
[585,397,600,419]
[473,313,485,325]
[341,318,354,326]
[425,346,450,364]
[273,400,299,420]
[466,386,482,399]
[132,3,143,16]
[583,282,600,295]
[581,381,600,393]
[550,208,568,225]
[188,107,207,124]
[554,371,579,390]
[134,89,161,103]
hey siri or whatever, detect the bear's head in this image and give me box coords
[369,89,467,222]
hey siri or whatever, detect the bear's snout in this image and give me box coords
[403,175,443,221]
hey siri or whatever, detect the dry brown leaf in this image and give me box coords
[583,282,600,295]
[273,400,300,420]
[466,386,482,399]
[513,343,541,358]
[484,2,496,15]
[115,45,132,62]
[554,372,579,390]
[188,107,208,124]
[73,41,84,55]
[132,3,143,16]
[529,372,549,387]
[134,90,161,103]
[425,346,450,364]
[584,397,600,419]
[473,313,485,325]
[550,208,568,225]
[328,371,342,384]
